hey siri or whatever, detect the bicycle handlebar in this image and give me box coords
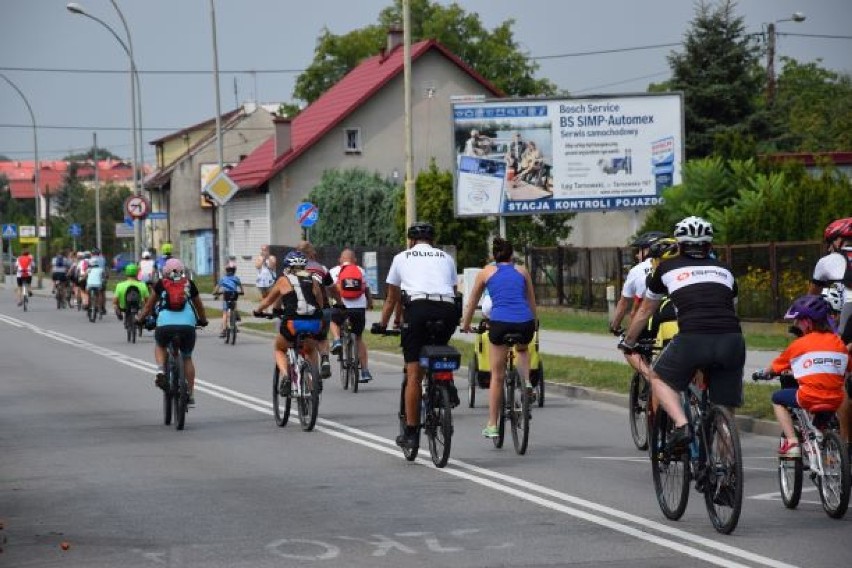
[370,322,401,336]
[751,370,793,382]
[253,308,284,319]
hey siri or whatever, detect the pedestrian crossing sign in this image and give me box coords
[2,224,17,239]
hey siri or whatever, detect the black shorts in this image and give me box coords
[488,319,535,346]
[17,276,32,287]
[653,332,745,407]
[400,300,459,363]
[331,307,366,336]
[154,325,197,357]
[52,272,68,283]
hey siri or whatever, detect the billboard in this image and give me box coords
[452,93,683,216]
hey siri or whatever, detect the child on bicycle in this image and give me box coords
[212,264,244,337]
[755,295,850,458]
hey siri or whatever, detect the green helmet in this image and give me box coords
[161,242,173,254]
[124,263,138,276]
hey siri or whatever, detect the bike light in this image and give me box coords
[433,371,454,381]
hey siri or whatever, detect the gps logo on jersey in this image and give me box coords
[676,271,691,281]
[802,357,844,369]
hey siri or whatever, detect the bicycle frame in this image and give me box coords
[338,311,360,392]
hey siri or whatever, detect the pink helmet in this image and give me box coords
[163,258,185,279]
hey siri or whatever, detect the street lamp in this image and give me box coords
[67,1,143,257]
[766,11,806,105]
[0,72,42,288]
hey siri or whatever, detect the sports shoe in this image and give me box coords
[359,370,373,383]
[482,424,499,438]
[219,330,227,338]
[278,378,291,397]
[154,371,167,391]
[526,386,537,404]
[664,424,692,455]
[330,339,342,355]
[779,438,801,458]
[187,395,196,406]
[396,426,419,449]
[320,355,331,379]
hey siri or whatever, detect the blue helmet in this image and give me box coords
[784,295,831,324]
[284,250,307,269]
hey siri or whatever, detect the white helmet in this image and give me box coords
[674,216,713,243]
[821,286,844,312]
[141,250,152,259]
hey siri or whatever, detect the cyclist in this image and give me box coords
[754,295,850,457]
[619,216,745,451]
[113,262,149,321]
[329,248,374,383]
[51,248,70,297]
[154,242,174,280]
[85,249,108,316]
[609,231,667,335]
[253,250,327,392]
[14,248,34,306]
[297,240,337,379]
[373,221,460,450]
[138,250,155,287]
[136,257,208,405]
[212,264,245,337]
[461,237,537,438]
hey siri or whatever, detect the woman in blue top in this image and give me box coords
[462,237,537,438]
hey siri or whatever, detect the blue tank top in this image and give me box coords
[486,264,533,323]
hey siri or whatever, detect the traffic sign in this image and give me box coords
[68,223,82,237]
[148,211,168,220]
[124,195,151,220]
[19,225,35,238]
[296,202,319,227]
[2,223,16,239]
[202,170,239,206]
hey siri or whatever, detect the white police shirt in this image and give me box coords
[621,258,653,300]
[386,243,457,296]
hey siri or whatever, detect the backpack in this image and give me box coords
[337,264,365,300]
[160,275,189,311]
[285,273,318,316]
[125,286,142,309]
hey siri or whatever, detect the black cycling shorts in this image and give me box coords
[400,300,459,363]
[155,325,197,357]
[52,272,68,282]
[488,319,535,347]
[16,276,32,287]
[653,332,745,407]
[332,307,366,336]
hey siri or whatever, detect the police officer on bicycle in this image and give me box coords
[373,221,460,450]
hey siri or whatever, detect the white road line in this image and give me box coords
[1,314,799,568]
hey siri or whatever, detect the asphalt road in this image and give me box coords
[1,288,849,567]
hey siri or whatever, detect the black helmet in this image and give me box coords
[631,231,667,248]
[407,221,435,241]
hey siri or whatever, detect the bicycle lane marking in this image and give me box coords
[0,313,799,568]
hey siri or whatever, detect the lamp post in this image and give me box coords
[0,72,42,288]
[209,0,227,282]
[766,11,806,106]
[67,1,143,256]
[402,0,416,227]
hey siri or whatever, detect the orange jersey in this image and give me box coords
[770,331,850,411]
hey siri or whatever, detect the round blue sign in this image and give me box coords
[296,202,319,227]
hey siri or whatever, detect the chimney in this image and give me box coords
[274,116,292,157]
[387,25,403,53]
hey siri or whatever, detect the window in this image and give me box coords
[344,128,361,154]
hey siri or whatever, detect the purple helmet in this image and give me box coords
[784,295,831,324]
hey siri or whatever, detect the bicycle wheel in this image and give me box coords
[494,385,506,449]
[703,406,743,534]
[272,366,291,427]
[297,361,320,431]
[398,377,418,461]
[628,372,650,451]
[338,338,349,390]
[467,357,477,408]
[130,310,138,344]
[22,290,28,312]
[649,409,690,520]
[778,431,803,509]
[162,374,173,426]
[229,309,237,345]
[534,362,545,408]
[347,337,359,394]
[56,286,63,309]
[87,292,97,322]
[508,369,530,455]
[174,356,187,431]
[425,383,453,468]
[817,431,850,519]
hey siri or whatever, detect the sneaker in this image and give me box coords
[711,484,735,507]
[235,312,242,322]
[154,372,167,391]
[219,330,227,338]
[187,395,196,406]
[482,424,499,438]
[396,427,419,449]
[359,370,373,383]
[330,339,342,355]
[320,355,331,379]
[664,424,692,455]
[779,438,801,458]
[526,386,537,404]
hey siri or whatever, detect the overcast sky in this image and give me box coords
[1,0,849,161]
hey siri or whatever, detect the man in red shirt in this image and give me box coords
[15,249,34,306]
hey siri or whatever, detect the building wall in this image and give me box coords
[268,51,495,246]
[566,209,651,247]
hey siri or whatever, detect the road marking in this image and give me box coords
[0,314,800,568]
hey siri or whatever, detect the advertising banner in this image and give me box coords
[452,93,683,216]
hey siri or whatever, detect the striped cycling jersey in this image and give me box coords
[770,331,850,411]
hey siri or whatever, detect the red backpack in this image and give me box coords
[161,275,189,311]
[337,264,365,300]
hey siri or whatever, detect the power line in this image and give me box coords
[571,70,672,95]
[0,66,303,75]
[533,43,681,60]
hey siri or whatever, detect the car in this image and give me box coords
[112,252,136,273]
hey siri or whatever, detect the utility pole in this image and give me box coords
[403,0,415,227]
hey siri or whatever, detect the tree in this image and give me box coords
[667,0,764,158]
[294,0,555,104]
[64,146,123,162]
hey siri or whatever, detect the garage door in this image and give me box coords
[225,192,269,284]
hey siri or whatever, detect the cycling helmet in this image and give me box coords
[141,250,152,259]
[648,237,679,260]
[161,242,173,255]
[284,250,308,269]
[673,216,713,243]
[91,247,101,255]
[407,221,435,241]
[821,287,844,313]
[83,251,91,259]
[631,231,667,248]
[784,295,831,324]
[124,263,138,277]
[823,218,852,242]
[163,258,185,280]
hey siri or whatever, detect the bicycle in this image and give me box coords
[123,301,142,344]
[752,371,850,519]
[373,321,460,468]
[256,309,321,432]
[87,288,103,323]
[19,280,30,312]
[649,371,744,534]
[162,327,203,431]
[215,291,243,345]
[621,336,659,452]
[55,280,71,310]
[336,307,361,393]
